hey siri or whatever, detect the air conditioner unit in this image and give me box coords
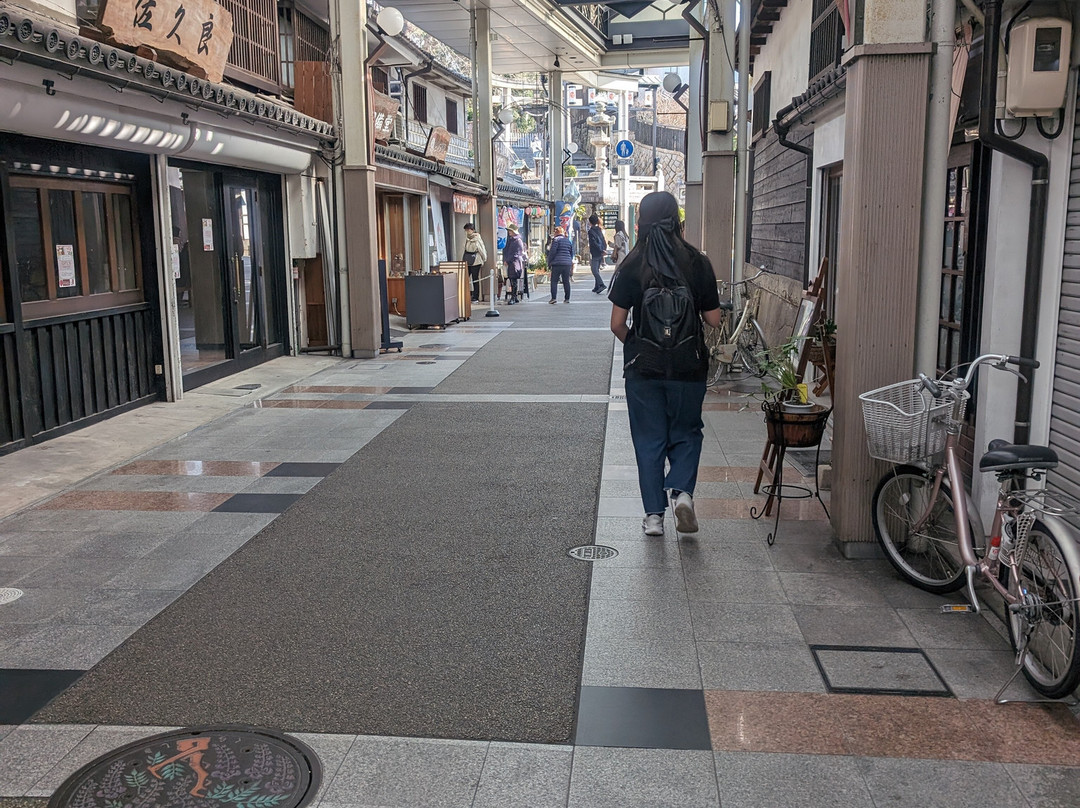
[1005,17,1072,117]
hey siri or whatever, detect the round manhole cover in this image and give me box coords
[0,588,23,605]
[48,726,320,808]
[568,545,619,561]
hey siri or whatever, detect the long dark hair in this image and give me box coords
[634,191,695,286]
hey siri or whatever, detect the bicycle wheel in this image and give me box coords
[872,466,967,593]
[736,320,767,377]
[1006,519,1080,699]
[704,322,730,384]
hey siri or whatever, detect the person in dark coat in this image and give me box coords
[501,223,526,304]
[587,214,608,293]
[546,226,574,303]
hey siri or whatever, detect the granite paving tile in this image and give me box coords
[587,540,683,569]
[923,648,1043,701]
[0,558,52,587]
[778,571,892,607]
[35,491,232,512]
[0,533,88,558]
[319,735,487,807]
[794,605,918,647]
[13,558,135,590]
[104,558,216,591]
[0,623,139,669]
[698,642,826,692]
[586,598,694,642]
[706,691,847,755]
[567,747,719,808]
[0,589,81,624]
[587,567,688,601]
[712,751,874,808]
[49,589,181,626]
[690,602,804,644]
[111,460,279,476]
[289,732,358,806]
[66,532,171,559]
[678,539,774,571]
[0,725,94,797]
[1003,763,1080,807]
[471,743,572,808]
[582,637,701,689]
[77,475,254,494]
[963,700,1080,766]
[898,607,1013,651]
[855,757,1028,808]
[682,568,786,603]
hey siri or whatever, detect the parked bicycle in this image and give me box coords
[860,354,1080,699]
[704,267,770,384]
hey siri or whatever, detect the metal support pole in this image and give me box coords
[486,269,500,317]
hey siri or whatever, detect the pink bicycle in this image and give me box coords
[861,354,1080,700]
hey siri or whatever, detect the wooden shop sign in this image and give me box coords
[423,126,451,163]
[371,89,400,142]
[98,0,234,83]
[452,193,477,214]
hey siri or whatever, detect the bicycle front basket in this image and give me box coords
[859,379,966,464]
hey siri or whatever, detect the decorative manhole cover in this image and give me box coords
[568,545,619,561]
[0,588,23,605]
[49,726,320,808]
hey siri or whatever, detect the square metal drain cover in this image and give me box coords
[810,645,952,697]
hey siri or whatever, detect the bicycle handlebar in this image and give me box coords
[921,353,1039,399]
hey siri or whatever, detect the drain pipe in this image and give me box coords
[732,0,751,284]
[980,0,1049,445]
[773,102,814,282]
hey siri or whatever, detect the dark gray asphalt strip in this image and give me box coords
[35,396,607,742]
[433,329,612,396]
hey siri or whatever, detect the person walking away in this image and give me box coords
[502,223,525,305]
[607,191,722,536]
[462,223,487,302]
[611,220,630,272]
[587,214,608,293]
[546,226,574,303]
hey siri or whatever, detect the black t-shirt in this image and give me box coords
[608,248,721,381]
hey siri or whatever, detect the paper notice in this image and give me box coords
[202,218,214,251]
[171,242,181,279]
[56,245,76,288]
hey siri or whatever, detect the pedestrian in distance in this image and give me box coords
[587,214,608,294]
[502,222,525,305]
[611,219,630,269]
[607,191,722,537]
[461,223,487,302]
[546,225,574,304]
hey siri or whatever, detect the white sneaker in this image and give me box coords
[642,513,664,536]
[673,492,698,533]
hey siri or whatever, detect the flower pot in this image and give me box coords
[762,402,830,448]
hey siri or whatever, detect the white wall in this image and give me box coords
[806,109,845,275]
[862,0,925,45]
[409,78,466,135]
[972,62,1078,518]
[751,0,812,111]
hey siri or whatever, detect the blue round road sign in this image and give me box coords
[615,139,634,158]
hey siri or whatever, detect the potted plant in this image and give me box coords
[754,338,830,448]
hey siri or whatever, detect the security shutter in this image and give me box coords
[1047,85,1080,500]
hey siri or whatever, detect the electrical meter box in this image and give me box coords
[1005,17,1072,117]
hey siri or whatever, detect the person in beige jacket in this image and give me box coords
[462,223,488,301]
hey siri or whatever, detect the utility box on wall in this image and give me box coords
[1005,17,1072,117]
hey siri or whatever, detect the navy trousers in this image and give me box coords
[625,375,707,515]
[590,255,605,291]
[550,264,572,301]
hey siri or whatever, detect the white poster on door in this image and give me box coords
[171,242,181,279]
[202,218,214,251]
[56,245,76,288]
[428,189,448,266]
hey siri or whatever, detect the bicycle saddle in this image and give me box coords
[718,300,734,311]
[979,440,1059,472]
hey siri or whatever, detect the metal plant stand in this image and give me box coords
[751,402,832,545]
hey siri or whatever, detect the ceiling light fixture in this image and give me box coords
[554,55,561,69]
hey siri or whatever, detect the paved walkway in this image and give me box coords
[0,272,1078,807]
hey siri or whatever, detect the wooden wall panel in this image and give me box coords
[750,128,813,281]
[830,47,932,550]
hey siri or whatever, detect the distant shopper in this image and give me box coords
[462,223,487,302]
[546,226,574,304]
[607,191,722,537]
[502,222,525,305]
[611,220,630,268]
[587,214,607,294]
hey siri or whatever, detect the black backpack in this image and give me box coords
[628,277,705,378]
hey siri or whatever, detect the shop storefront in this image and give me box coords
[0,135,163,453]
[167,162,288,387]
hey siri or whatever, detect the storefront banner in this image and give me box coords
[496,206,523,250]
[555,201,574,235]
[371,90,400,142]
[424,127,452,163]
[429,189,448,265]
[56,245,76,288]
[453,193,478,215]
[99,0,234,84]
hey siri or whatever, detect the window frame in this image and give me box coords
[445,98,459,135]
[9,175,144,320]
[412,83,428,124]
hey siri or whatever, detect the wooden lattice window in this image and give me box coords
[412,84,428,124]
[371,67,390,96]
[809,0,844,83]
[938,159,970,376]
[279,5,329,91]
[220,0,281,92]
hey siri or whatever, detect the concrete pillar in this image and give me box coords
[830,43,932,555]
[699,0,735,280]
[473,7,497,296]
[335,0,379,357]
[684,26,704,247]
